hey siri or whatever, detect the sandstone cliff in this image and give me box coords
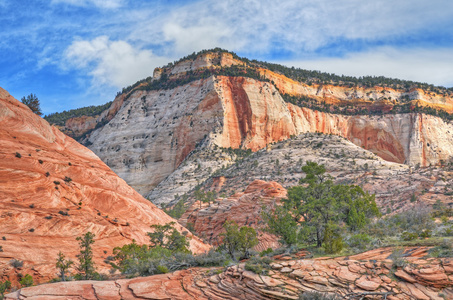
[6,247,453,299]
[82,72,453,202]
[0,87,208,284]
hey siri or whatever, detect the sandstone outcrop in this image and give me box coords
[259,67,453,113]
[7,247,453,299]
[179,180,286,251]
[0,87,208,284]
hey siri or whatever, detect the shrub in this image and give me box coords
[218,221,258,260]
[163,198,187,219]
[429,239,453,258]
[15,152,21,158]
[244,256,272,275]
[323,224,343,254]
[64,176,72,183]
[112,244,229,276]
[389,248,408,268]
[156,265,169,274]
[419,229,432,238]
[45,215,53,220]
[401,231,418,241]
[10,259,24,268]
[19,274,34,287]
[58,210,69,216]
[0,280,11,298]
[38,159,43,164]
[45,172,50,177]
[259,248,273,257]
[347,234,372,251]
[54,181,60,185]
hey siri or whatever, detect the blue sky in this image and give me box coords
[1,0,452,115]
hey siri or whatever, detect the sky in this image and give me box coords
[1,0,453,115]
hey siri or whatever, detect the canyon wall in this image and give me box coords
[84,75,453,199]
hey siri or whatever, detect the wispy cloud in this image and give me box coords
[51,0,124,9]
[153,0,453,55]
[281,47,453,88]
[65,36,168,88]
[1,0,452,114]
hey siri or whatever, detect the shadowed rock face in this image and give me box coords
[0,87,209,284]
[6,247,453,300]
[82,73,453,200]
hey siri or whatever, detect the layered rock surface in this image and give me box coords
[0,87,208,284]
[7,247,453,299]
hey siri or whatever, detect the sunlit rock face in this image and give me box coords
[83,70,453,200]
[0,87,209,284]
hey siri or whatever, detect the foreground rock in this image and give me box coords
[0,87,208,284]
[7,247,453,299]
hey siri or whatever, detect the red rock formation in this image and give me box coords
[7,247,453,299]
[259,67,453,113]
[0,87,209,284]
[180,180,286,251]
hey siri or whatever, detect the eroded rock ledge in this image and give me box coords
[6,247,453,299]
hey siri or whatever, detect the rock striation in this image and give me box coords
[6,247,453,299]
[0,87,208,284]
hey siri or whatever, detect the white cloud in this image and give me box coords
[152,0,453,54]
[51,0,123,9]
[279,47,453,88]
[58,0,453,91]
[65,36,168,88]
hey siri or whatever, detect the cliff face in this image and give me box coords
[0,87,208,283]
[214,76,453,166]
[83,72,453,200]
[86,79,223,195]
[259,68,453,112]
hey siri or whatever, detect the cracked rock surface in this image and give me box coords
[7,247,453,300]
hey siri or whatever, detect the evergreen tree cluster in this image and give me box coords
[262,161,380,253]
[44,101,112,126]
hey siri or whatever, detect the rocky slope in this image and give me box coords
[6,247,453,299]
[159,134,453,248]
[150,131,453,213]
[0,87,208,284]
[179,180,286,251]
